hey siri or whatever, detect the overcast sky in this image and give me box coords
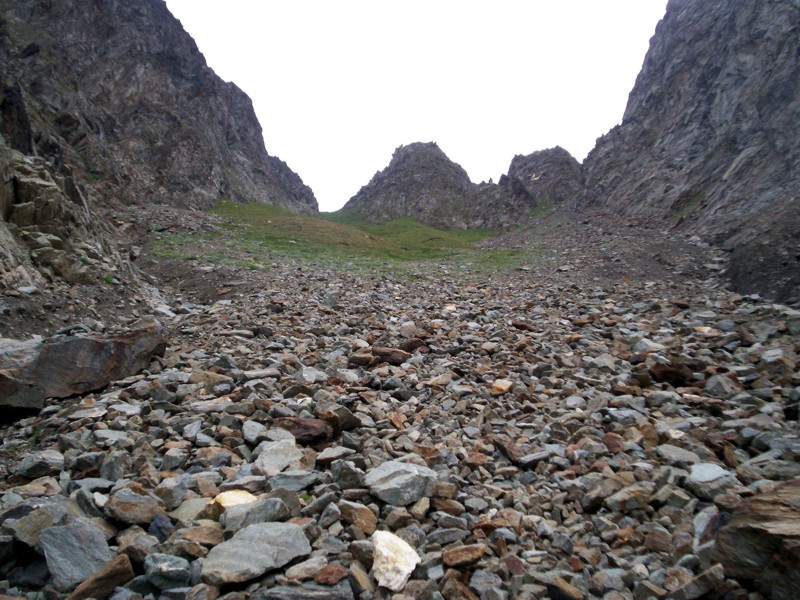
[164,1,668,212]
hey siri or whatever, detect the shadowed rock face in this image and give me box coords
[583,0,800,303]
[0,0,317,214]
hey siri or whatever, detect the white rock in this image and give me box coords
[689,462,729,483]
[371,530,420,592]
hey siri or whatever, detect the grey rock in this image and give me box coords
[222,497,291,535]
[144,553,191,590]
[364,460,438,506]
[252,580,355,600]
[15,449,65,479]
[252,439,304,476]
[201,522,311,585]
[39,518,114,591]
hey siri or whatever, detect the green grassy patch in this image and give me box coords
[147,201,541,276]
[526,203,554,218]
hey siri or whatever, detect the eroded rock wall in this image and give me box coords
[583,0,800,303]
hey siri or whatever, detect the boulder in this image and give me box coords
[0,317,165,409]
[712,478,800,600]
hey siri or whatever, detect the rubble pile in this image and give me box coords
[0,262,798,599]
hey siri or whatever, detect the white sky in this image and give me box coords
[164,1,668,212]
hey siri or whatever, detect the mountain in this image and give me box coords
[342,142,581,229]
[342,142,479,229]
[583,0,799,303]
[0,0,317,213]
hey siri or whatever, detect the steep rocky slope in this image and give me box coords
[0,0,317,214]
[583,0,799,303]
[342,143,582,229]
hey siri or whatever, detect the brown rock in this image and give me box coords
[372,346,412,365]
[490,379,514,395]
[0,317,164,409]
[442,544,485,567]
[339,500,377,535]
[314,563,349,585]
[66,554,135,600]
[712,478,800,600]
[649,360,693,387]
[602,432,626,454]
[547,576,584,600]
[273,417,334,445]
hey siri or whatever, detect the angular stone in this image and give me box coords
[442,544,485,567]
[685,463,737,500]
[66,554,135,600]
[222,496,291,535]
[285,555,328,581]
[273,417,334,445]
[252,580,355,600]
[372,346,411,365]
[364,460,438,506]
[314,562,349,585]
[339,500,377,535]
[666,564,725,600]
[605,482,655,512]
[490,379,514,395]
[201,522,311,585]
[0,317,164,409]
[253,439,304,476]
[105,487,166,525]
[144,553,192,590]
[39,518,114,591]
[371,530,420,592]
[15,449,65,479]
[656,444,700,466]
[713,478,800,600]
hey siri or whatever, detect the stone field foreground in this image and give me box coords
[0,261,798,600]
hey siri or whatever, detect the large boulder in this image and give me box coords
[712,478,800,600]
[0,316,164,409]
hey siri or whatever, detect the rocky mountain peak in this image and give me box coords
[0,0,317,214]
[343,143,582,229]
[342,142,477,227]
[504,146,584,208]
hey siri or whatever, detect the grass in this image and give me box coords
[526,202,554,218]
[146,201,541,276]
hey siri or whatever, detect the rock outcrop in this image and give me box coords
[583,0,800,303]
[0,0,317,214]
[0,147,132,288]
[502,147,583,209]
[342,143,580,229]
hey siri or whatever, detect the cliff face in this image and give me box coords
[0,0,317,213]
[583,0,800,302]
[343,143,581,229]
